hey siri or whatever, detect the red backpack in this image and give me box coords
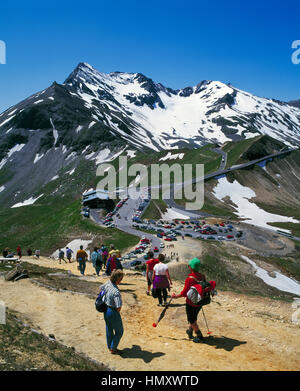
[187,277,216,306]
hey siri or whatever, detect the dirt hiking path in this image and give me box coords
[1,256,299,371]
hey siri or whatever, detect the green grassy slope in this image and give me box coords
[0,198,139,255]
[222,135,262,168]
[0,157,139,255]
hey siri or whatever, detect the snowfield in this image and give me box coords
[0,144,26,170]
[159,152,185,161]
[11,194,44,208]
[213,176,299,232]
[60,63,300,151]
[161,207,191,220]
[52,239,93,259]
[241,255,300,296]
[33,153,44,164]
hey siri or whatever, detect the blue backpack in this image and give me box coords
[95,286,107,313]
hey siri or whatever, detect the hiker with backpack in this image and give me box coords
[92,247,103,276]
[152,253,172,306]
[101,245,108,269]
[145,251,159,296]
[109,244,121,259]
[171,258,216,343]
[66,247,73,263]
[106,253,121,276]
[58,249,67,264]
[97,269,124,355]
[76,245,88,275]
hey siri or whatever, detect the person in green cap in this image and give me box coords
[172,258,206,343]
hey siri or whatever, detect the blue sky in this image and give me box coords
[0,0,299,113]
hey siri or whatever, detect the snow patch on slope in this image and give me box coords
[241,255,300,296]
[11,194,44,208]
[0,144,26,169]
[213,176,299,232]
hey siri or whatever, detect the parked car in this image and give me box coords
[130,260,142,267]
[164,237,172,241]
[153,246,159,252]
[185,233,193,237]
[227,235,234,239]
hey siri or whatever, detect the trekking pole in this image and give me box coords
[152,297,173,328]
[202,308,212,335]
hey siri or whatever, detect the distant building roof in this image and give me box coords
[82,189,110,202]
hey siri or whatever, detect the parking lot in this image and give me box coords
[86,190,244,269]
[132,218,243,242]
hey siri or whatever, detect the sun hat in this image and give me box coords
[188,258,201,272]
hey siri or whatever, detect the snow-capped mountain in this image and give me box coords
[1,62,300,155]
[63,62,300,150]
[0,62,300,207]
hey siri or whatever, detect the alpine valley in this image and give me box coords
[0,62,300,253]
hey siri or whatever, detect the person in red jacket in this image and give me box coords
[16,245,22,260]
[145,251,159,296]
[172,258,206,343]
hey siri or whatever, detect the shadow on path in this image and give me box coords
[120,345,165,363]
[203,335,247,351]
[157,335,247,351]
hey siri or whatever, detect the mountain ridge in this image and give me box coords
[1,62,300,153]
[0,62,300,208]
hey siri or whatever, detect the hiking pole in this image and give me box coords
[152,297,173,328]
[202,307,212,335]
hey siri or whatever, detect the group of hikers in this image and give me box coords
[57,243,123,276]
[2,246,40,259]
[98,246,216,355]
[90,244,123,276]
[3,240,215,355]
